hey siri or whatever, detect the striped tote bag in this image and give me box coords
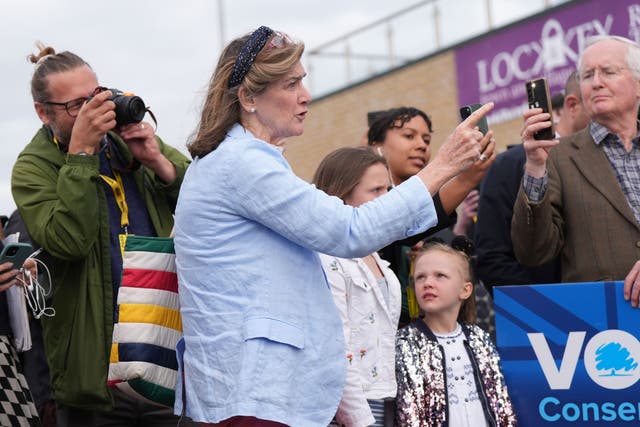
[108,235,182,407]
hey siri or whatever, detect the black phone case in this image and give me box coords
[526,78,555,140]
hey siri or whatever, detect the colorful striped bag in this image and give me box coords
[108,235,181,407]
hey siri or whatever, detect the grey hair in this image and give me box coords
[577,35,640,80]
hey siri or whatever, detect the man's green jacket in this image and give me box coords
[11,126,190,411]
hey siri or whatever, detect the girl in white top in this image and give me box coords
[314,147,400,427]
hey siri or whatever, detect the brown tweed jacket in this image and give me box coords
[511,127,640,283]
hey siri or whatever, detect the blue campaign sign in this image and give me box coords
[494,281,640,426]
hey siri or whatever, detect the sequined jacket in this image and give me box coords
[395,321,517,426]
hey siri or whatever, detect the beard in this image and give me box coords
[47,118,73,148]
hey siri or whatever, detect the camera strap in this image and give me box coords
[100,172,129,233]
[99,171,131,258]
[145,107,158,129]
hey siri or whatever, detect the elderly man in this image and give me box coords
[512,35,640,306]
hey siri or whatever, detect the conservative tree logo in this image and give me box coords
[585,330,640,390]
[596,343,637,376]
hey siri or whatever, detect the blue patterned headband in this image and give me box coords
[228,26,274,88]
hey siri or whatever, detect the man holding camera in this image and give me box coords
[512,35,640,307]
[11,45,192,426]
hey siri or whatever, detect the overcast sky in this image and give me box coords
[0,0,559,217]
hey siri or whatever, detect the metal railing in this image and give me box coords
[306,0,567,97]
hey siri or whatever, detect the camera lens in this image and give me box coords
[113,94,146,126]
[7,247,18,256]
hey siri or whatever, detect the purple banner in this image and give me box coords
[455,0,640,125]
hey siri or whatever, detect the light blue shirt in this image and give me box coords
[173,124,437,426]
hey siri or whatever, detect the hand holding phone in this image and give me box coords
[526,78,555,140]
[460,103,489,136]
[0,243,34,290]
[0,243,34,271]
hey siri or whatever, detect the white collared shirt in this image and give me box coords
[320,252,402,427]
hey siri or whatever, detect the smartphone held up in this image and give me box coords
[459,103,489,135]
[526,78,555,140]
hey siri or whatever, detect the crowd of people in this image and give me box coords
[2,25,640,427]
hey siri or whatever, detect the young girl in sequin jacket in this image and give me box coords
[395,243,517,426]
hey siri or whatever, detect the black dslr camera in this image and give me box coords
[88,87,147,126]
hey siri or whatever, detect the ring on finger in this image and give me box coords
[478,153,487,161]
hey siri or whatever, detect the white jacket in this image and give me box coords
[320,252,402,427]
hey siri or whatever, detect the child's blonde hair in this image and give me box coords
[415,242,476,323]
